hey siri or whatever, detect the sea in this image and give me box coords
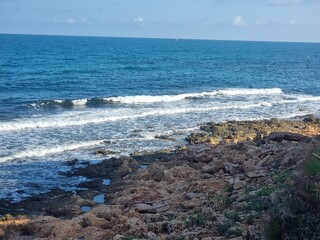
[0,34,320,202]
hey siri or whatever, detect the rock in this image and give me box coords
[224,163,238,175]
[186,192,196,200]
[246,170,267,178]
[126,218,147,237]
[78,179,102,189]
[234,181,246,190]
[303,114,318,123]
[187,144,217,163]
[163,170,175,183]
[155,135,175,141]
[117,161,132,178]
[65,158,79,166]
[113,234,125,240]
[95,149,118,155]
[134,203,157,214]
[202,164,215,174]
[148,164,166,181]
[186,132,211,144]
[267,132,306,142]
[146,231,157,239]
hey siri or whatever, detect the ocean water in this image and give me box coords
[1,34,320,201]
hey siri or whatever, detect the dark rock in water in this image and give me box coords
[186,132,211,144]
[303,114,319,123]
[78,179,103,189]
[266,132,307,142]
[155,135,175,141]
[66,158,79,166]
[95,149,117,155]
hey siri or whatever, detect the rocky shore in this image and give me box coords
[1,116,320,240]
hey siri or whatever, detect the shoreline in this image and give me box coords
[0,115,320,239]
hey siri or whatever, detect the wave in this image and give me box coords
[1,102,272,132]
[103,88,283,104]
[0,140,104,163]
[30,88,283,108]
[0,135,159,163]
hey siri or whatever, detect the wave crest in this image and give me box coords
[30,88,283,107]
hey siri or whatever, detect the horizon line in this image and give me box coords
[0,32,319,44]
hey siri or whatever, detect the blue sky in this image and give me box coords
[0,0,319,42]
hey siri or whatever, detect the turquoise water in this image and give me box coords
[0,34,320,201]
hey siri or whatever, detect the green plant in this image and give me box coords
[256,187,274,197]
[303,148,320,176]
[217,220,235,235]
[265,215,282,240]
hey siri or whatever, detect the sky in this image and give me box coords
[0,0,319,42]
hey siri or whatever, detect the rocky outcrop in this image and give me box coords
[1,116,320,239]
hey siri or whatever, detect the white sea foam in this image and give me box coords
[30,88,284,107]
[71,99,88,105]
[103,88,283,104]
[0,102,271,132]
[0,140,104,163]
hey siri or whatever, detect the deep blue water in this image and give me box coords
[0,34,320,201]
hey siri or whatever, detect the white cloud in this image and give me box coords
[290,19,297,26]
[133,17,144,23]
[65,18,75,24]
[232,16,246,27]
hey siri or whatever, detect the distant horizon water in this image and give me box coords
[0,34,320,201]
[1,33,320,44]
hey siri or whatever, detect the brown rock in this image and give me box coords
[126,218,147,237]
[133,203,157,214]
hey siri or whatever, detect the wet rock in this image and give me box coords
[66,158,79,166]
[78,179,102,189]
[155,135,175,141]
[95,149,118,155]
[303,114,318,123]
